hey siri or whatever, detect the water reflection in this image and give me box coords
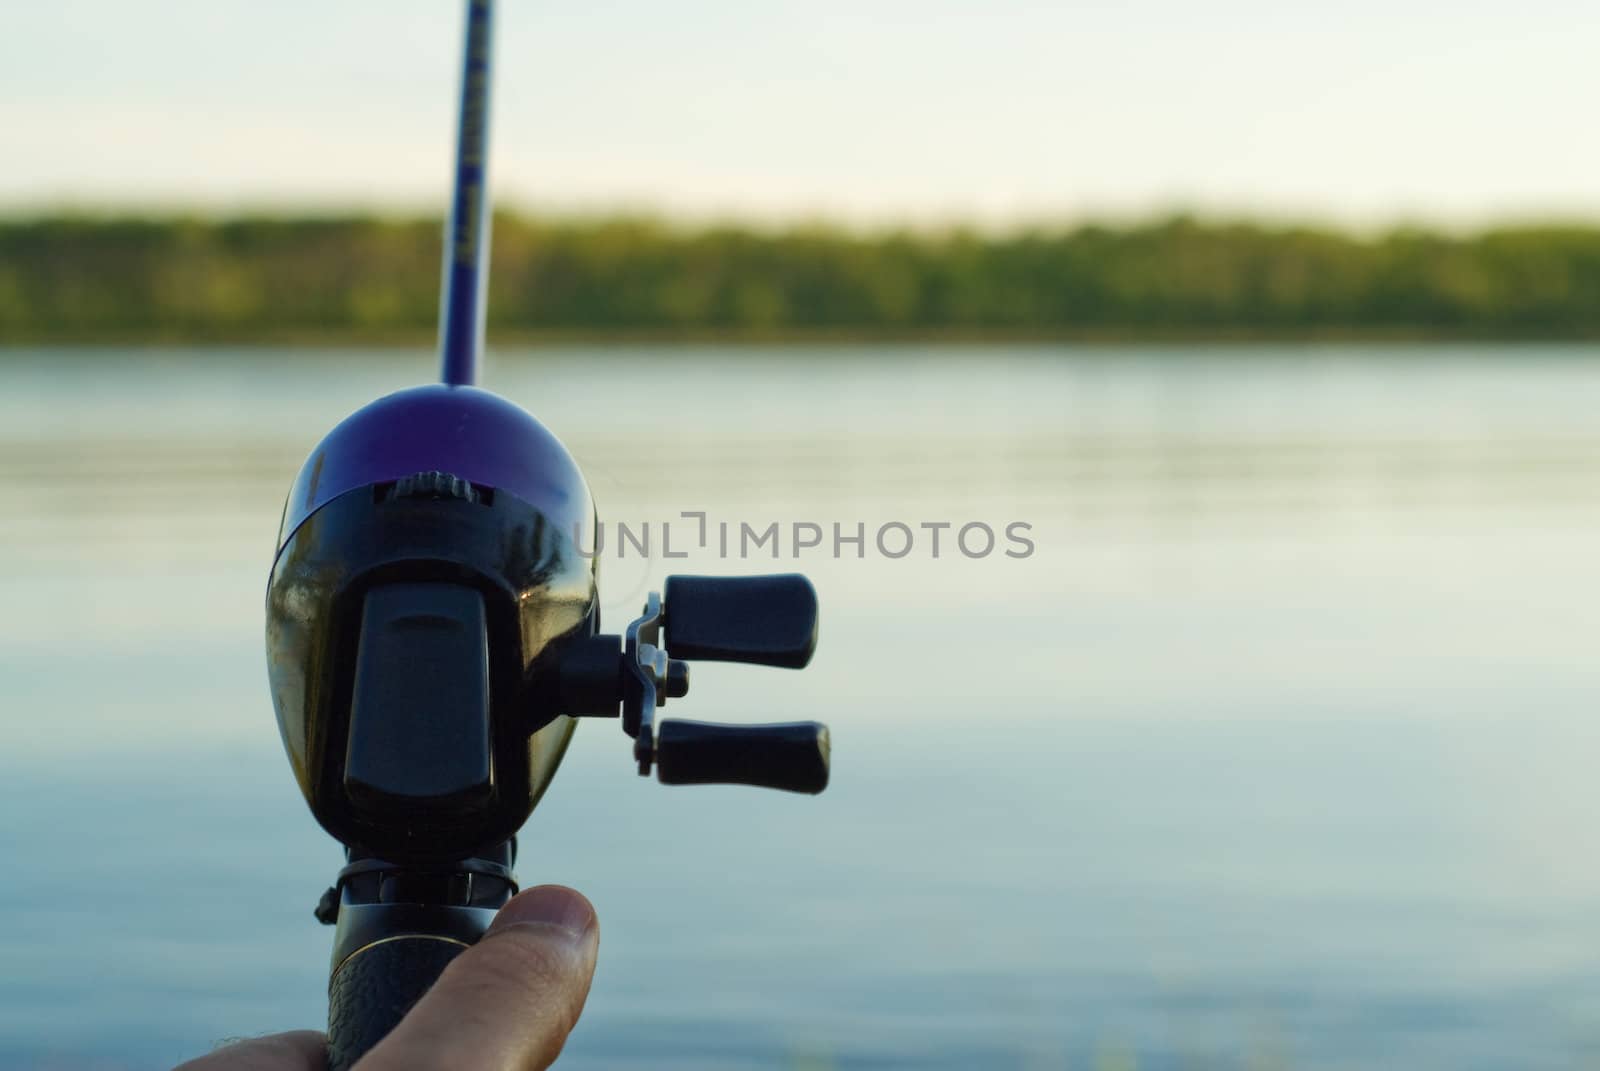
[3,345,1600,1069]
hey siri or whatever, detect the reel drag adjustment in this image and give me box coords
[552,573,830,794]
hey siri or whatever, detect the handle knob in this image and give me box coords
[654,719,830,794]
[663,574,818,668]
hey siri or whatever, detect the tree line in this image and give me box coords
[4,213,1600,341]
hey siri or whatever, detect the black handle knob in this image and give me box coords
[663,574,818,668]
[654,719,830,794]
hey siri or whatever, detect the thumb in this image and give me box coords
[355,885,600,1071]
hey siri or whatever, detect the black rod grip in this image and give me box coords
[655,719,830,793]
[327,934,469,1071]
[663,574,818,668]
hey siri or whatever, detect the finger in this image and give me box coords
[173,1030,327,1070]
[355,885,599,1071]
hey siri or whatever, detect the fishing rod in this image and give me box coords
[263,3,831,1067]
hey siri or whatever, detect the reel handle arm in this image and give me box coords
[550,574,831,792]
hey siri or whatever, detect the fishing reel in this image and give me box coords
[267,384,829,861]
[265,385,830,1066]
[261,3,828,1065]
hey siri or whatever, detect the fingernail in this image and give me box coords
[488,884,597,941]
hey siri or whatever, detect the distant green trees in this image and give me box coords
[4,213,1600,340]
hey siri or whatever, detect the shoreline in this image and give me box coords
[8,328,1600,348]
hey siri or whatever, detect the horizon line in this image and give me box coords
[7,202,1600,238]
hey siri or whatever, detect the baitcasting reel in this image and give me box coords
[261,4,828,1066]
[265,386,831,1067]
[267,383,828,857]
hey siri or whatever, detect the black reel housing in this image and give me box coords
[268,467,831,866]
[267,474,595,862]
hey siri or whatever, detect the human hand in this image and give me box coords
[175,885,600,1071]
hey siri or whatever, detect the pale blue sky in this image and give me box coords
[2,0,1596,225]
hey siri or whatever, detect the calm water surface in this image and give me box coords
[5,344,1600,1069]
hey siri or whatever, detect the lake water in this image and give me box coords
[5,344,1600,1070]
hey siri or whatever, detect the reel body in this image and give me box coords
[266,384,597,862]
[267,383,830,866]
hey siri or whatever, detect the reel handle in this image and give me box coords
[655,719,831,794]
[663,574,818,668]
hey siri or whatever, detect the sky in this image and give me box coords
[2,0,1598,226]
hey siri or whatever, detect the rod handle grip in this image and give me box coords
[326,935,468,1071]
